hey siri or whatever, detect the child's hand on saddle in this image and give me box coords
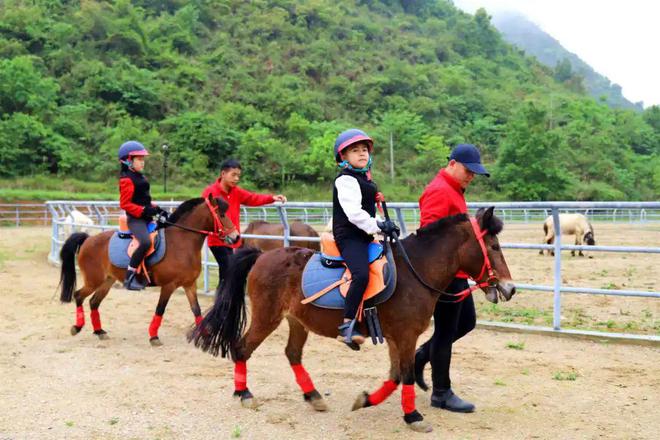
[377,220,400,237]
[375,192,385,203]
[273,194,287,203]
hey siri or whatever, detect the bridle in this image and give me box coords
[162,198,237,242]
[382,203,497,303]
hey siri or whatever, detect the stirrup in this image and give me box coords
[124,270,146,291]
[337,319,365,348]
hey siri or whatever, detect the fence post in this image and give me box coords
[15,206,19,227]
[278,205,290,246]
[552,207,562,330]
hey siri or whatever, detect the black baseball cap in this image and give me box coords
[448,144,490,177]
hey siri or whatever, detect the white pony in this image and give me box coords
[62,209,95,236]
[540,213,595,256]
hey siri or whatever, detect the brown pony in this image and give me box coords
[58,195,239,346]
[191,207,515,433]
[242,220,320,251]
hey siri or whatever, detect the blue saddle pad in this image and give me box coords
[321,241,383,263]
[301,243,396,310]
[109,228,167,269]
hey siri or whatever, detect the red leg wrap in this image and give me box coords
[401,384,416,414]
[368,380,398,406]
[195,315,203,326]
[291,364,316,394]
[148,314,162,338]
[75,306,85,328]
[234,361,247,391]
[90,309,102,331]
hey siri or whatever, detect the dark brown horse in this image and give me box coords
[242,220,320,251]
[191,207,516,433]
[58,195,239,346]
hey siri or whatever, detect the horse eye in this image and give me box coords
[491,244,500,251]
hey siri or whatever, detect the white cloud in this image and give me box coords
[453,0,660,107]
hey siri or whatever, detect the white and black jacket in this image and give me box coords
[332,169,380,243]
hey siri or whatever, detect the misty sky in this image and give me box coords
[453,0,660,107]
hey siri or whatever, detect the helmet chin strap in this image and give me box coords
[338,156,372,173]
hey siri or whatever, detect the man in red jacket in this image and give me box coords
[415,144,489,413]
[202,159,287,288]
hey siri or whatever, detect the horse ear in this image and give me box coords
[479,206,495,230]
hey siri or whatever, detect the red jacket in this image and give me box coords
[201,181,274,248]
[419,168,468,278]
[119,169,153,218]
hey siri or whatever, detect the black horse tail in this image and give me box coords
[58,232,89,303]
[189,247,263,359]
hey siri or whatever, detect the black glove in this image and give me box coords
[377,219,400,237]
[156,209,169,224]
[142,205,159,219]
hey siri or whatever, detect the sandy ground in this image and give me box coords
[0,226,659,440]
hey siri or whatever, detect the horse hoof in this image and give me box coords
[351,391,369,411]
[309,397,329,412]
[94,329,109,340]
[241,397,257,409]
[70,325,82,336]
[149,337,163,347]
[408,421,433,433]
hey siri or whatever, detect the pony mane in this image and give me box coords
[169,198,204,223]
[416,213,469,237]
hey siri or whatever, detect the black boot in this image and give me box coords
[430,388,475,413]
[336,319,364,350]
[414,346,430,391]
[123,269,146,291]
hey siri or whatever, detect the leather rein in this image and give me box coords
[381,202,497,303]
[162,198,237,241]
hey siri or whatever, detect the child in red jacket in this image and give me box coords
[202,159,286,288]
[118,141,166,291]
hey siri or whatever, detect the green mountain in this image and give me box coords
[491,11,643,112]
[0,0,658,200]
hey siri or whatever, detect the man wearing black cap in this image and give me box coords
[414,143,490,412]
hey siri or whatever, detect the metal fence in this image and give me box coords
[44,200,660,343]
[6,201,660,226]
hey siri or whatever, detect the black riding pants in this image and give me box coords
[127,215,152,269]
[418,277,476,390]
[336,237,370,320]
[209,245,234,290]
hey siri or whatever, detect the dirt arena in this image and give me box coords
[0,225,658,439]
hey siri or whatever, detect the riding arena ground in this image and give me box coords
[0,223,658,439]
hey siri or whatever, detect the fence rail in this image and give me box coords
[43,200,660,343]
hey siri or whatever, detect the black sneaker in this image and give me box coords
[430,388,475,413]
[124,270,146,291]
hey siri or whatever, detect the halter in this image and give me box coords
[163,199,236,241]
[382,202,498,304]
[444,218,498,303]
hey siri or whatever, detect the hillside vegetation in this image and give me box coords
[0,0,658,201]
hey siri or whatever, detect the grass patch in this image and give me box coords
[506,341,525,350]
[553,371,578,381]
[231,425,242,438]
[65,421,74,427]
[108,417,119,426]
[478,303,551,325]
[494,379,506,386]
